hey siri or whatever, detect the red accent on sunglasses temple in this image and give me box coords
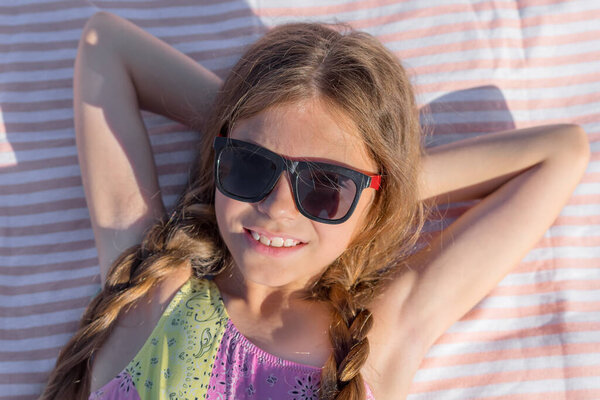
[369,175,381,190]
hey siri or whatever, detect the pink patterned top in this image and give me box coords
[89,277,375,400]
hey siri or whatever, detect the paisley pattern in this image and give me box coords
[89,278,375,400]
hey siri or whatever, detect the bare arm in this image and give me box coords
[418,125,585,204]
[74,11,222,285]
[369,124,590,389]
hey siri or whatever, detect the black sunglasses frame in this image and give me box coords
[213,136,381,224]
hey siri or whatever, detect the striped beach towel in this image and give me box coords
[1,1,599,399]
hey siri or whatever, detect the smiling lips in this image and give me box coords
[247,229,303,248]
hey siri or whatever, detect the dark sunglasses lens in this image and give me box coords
[296,168,357,220]
[218,147,278,199]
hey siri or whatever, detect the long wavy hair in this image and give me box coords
[41,22,427,400]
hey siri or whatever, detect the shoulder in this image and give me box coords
[89,270,193,393]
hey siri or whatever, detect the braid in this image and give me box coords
[40,198,228,400]
[318,278,374,400]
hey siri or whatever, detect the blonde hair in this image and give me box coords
[42,22,426,400]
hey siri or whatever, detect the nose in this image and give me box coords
[256,173,300,221]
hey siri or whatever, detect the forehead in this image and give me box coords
[229,98,377,172]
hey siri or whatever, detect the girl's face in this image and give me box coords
[215,98,378,292]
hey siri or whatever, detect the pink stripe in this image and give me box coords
[0,321,78,340]
[0,197,87,217]
[0,0,230,14]
[0,8,255,34]
[0,372,48,384]
[489,280,600,297]
[410,49,600,76]
[0,119,72,134]
[0,150,190,173]
[428,205,596,225]
[411,365,600,393]
[462,300,600,321]
[0,296,91,317]
[257,0,511,19]
[516,258,600,273]
[0,257,97,276]
[0,138,72,153]
[0,142,13,153]
[0,346,61,362]
[474,389,600,400]
[0,38,76,53]
[522,8,600,28]
[0,134,194,156]
[0,78,70,92]
[435,321,600,345]
[0,239,95,257]
[0,274,99,296]
[0,175,81,195]
[582,173,600,184]
[0,218,90,237]
[2,86,598,126]
[425,92,600,113]
[415,71,600,93]
[0,99,71,113]
[0,396,38,400]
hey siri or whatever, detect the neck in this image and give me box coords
[213,265,319,319]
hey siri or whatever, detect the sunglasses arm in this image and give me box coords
[368,175,382,190]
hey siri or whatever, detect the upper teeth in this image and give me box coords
[250,230,300,247]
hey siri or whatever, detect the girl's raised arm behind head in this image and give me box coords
[74,11,222,285]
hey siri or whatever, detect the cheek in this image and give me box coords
[214,190,246,236]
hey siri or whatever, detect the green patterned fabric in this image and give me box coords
[125,278,228,400]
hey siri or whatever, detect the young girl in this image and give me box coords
[41,11,589,400]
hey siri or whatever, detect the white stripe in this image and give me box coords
[552,204,600,217]
[0,283,97,306]
[164,194,179,210]
[0,334,73,352]
[498,268,600,287]
[0,67,72,83]
[525,246,600,261]
[584,160,600,173]
[1,30,259,66]
[0,2,254,26]
[415,351,600,381]
[549,224,600,236]
[572,182,600,195]
[2,0,83,5]
[520,0,599,18]
[0,208,90,228]
[0,383,44,397]
[0,358,56,374]
[0,88,71,104]
[0,28,81,43]
[447,309,600,333]
[157,173,189,188]
[0,309,84,331]
[0,247,96,267]
[406,376,600,400]
[0,263,96,286]
[418,83,600,107]
[0,165,80,186]
[478,288,600,309]
[427,330,600,358]
[0,142,75,160]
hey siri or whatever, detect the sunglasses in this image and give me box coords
[213,136,381,224]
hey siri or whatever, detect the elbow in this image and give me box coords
[80,11,120,49]
[553,124,591,178]
[566,124,591,166]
